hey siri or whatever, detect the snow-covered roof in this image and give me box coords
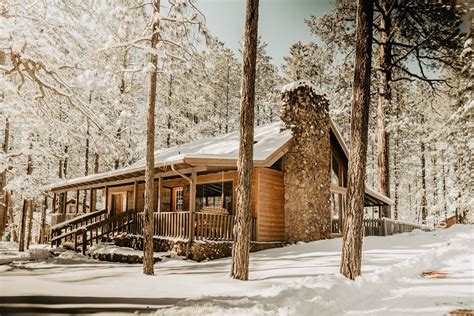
[49,121,292,191]
[48,119,394,206]
[131,121,292,168]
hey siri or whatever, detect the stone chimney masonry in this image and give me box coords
[281,80,332,242]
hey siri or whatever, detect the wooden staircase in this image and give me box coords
[50,209,138,255]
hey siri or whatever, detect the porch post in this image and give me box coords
[189,172,196,243]
[52,193,57,213]
[157,176,162,213]
[89,188,94,213]
[75,190,80,214]
[132,181,138,211]
[62,191,67,214]
[104,185,109,213]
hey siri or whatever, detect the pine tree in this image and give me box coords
[307,1,465,219]
[143,0,160,276]
[231,0,259,281]
[340,0,374,280]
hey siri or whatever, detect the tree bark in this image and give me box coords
[225,66,230,133]
[166,114,171,147]
[441,150,448,223]
[19,143,33,251]
[376,0,392,219]
[18,199,27,251]
[231,0,259,281]
[340,0,374,280]
[63,145,68,178]
[0,117,10,237]
[420,141,428,221]
[143,0,160,276]
[114,127,121,169]
[431,155,438,222]
[26,201,34,249]
[83,120,90,213]
[94,152,100,174]
[39,196,47,244]
[58,159,63,179]
[393,102,399,220]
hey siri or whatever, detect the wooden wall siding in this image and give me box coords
[106,182,159,213]
[255,168,285,242]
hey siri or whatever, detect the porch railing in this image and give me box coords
[133,211,256,241]
[332,217,427,236]
[51,209,136,252]
[50,209,108,246]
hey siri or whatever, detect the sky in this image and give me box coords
[196,0,334,67]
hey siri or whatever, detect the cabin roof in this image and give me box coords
[133,121,293,168]
[48,120,393,206]
[49,121,292,191]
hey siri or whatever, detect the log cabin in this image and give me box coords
[48,82,393,257]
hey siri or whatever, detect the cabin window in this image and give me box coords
[173,187,184,211]
[196,181,233,214]
[331,155,340,186]
[331,193,344,233]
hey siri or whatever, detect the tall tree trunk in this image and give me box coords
[408,182,412,219]
[94,153,99,174]
[0,117,10,237]
[18,199,27,251]
[114,127,122,169]
[58,159,63,179]
[393,102,399,220]
[166,75,173,144]
[393,136,399,220]
[143,0,160,276]
[6,192,13,237]
[225,67,230,133]
[431,155,438,222]
[340,0,374,280]
[231,0,259,281]
[63,145,68,178]
[19,145,33,252]
[376,0,392,219]
[420,141,428,221]
[26,201,34,249]
[441,150,448,223]
[166,114,171,147]
[83,120,90,213]
[39,196,47,244]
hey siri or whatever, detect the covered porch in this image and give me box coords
[49,164,258,249]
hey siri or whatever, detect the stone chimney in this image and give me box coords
[281,80,331,242]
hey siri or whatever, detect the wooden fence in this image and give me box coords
[332,218,426,236]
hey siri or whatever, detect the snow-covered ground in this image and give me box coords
[0,225,473,315]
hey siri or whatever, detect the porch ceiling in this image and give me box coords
[364,188,394,207]
[48,164,206,193]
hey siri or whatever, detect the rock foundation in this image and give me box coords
[113,234,285,262]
